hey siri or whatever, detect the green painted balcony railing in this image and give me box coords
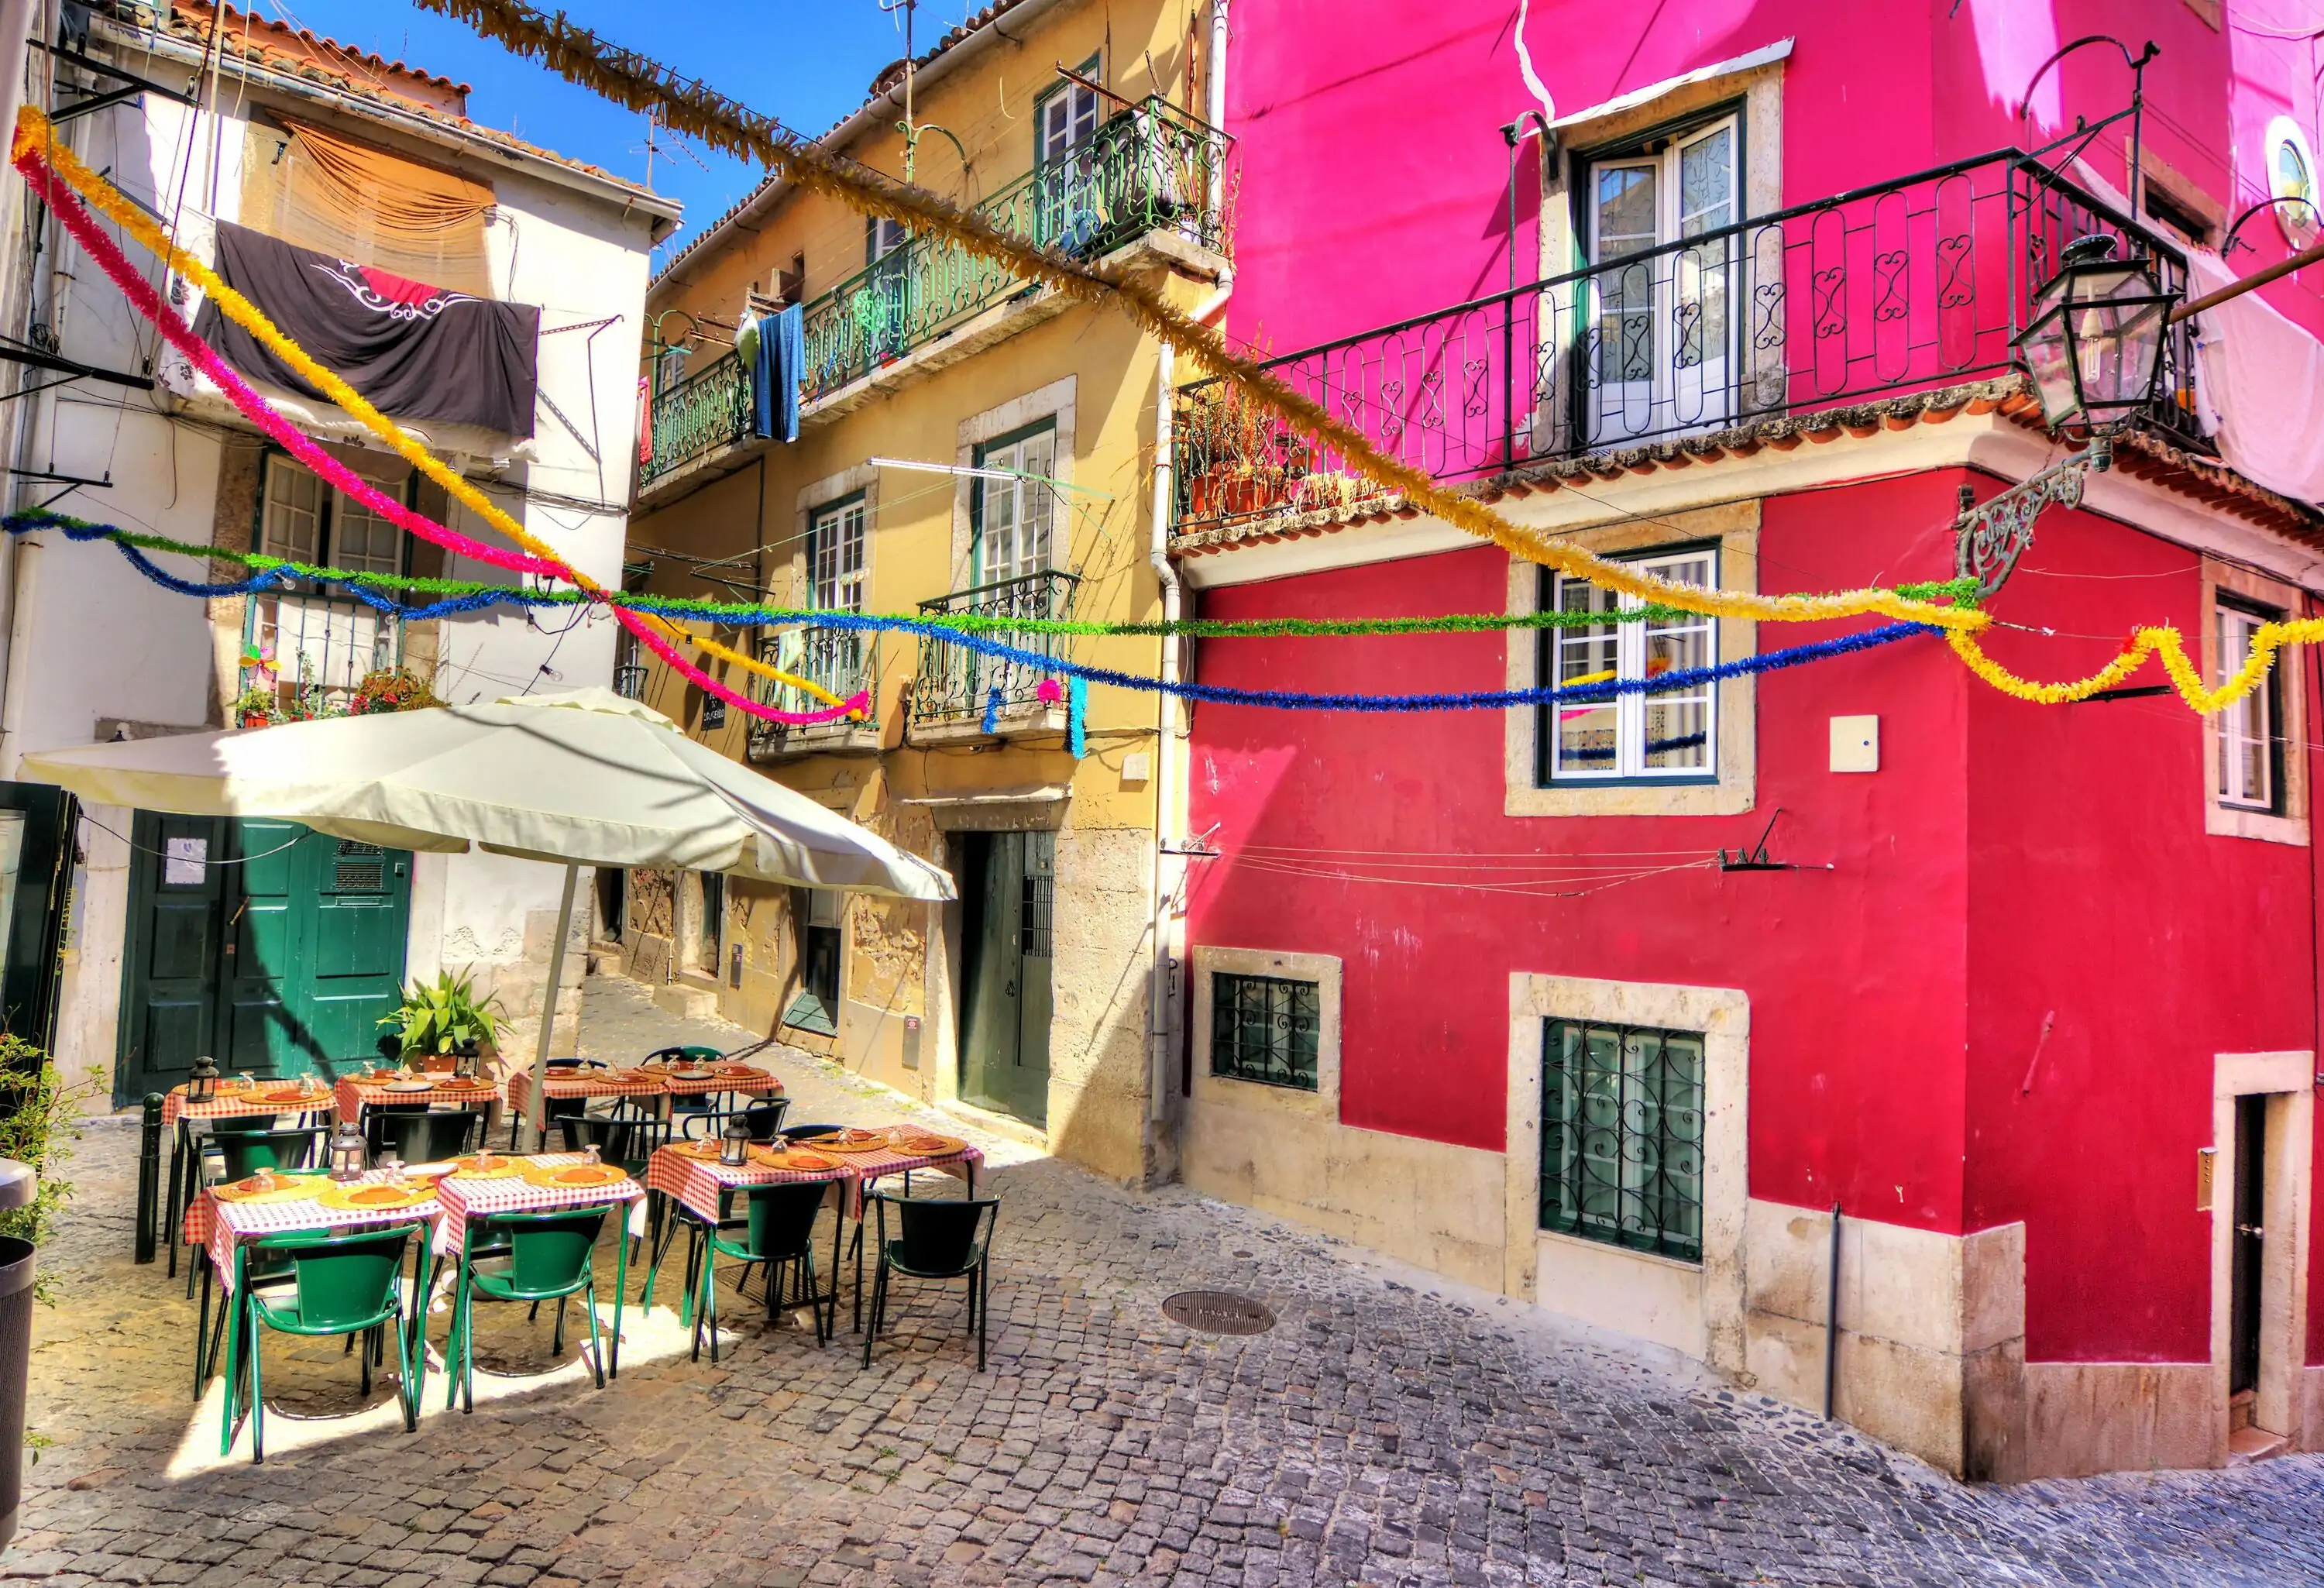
[640,98,1229,490]
[912,569,1079,724]
[747,624,879,756]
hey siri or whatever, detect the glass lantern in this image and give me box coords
[187,1054,219,1106]
[2012,235,2181,435]
[719,1117,752,1167]
[328,1119,369,1181]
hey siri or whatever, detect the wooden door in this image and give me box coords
[117,813,229,1102]
[119,817,411,1102]
[301,836,410,1067]
[2230,1093,2267,1397]
[957,830,1051,1129]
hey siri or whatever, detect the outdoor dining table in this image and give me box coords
[157,1079,335,1279]
[186,1153,646,1447]
[184,1167,442,1456]
[333,1072,502,1130]
[640,1127,983,1340]
[503,1061,782,1147]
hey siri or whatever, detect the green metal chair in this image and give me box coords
[234,1222,423,1463]
[652,1046,737,1140]
[443,1207,611,1413]
[190,1167,329,1400]
[184,1125,328,1299]
[861,1192,999,1372]
[689,1180,830,1363]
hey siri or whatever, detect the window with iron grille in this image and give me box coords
[1540,1019,1704,1262]
[1210,973,1320,1091]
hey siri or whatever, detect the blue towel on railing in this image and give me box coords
[750,303,804,443]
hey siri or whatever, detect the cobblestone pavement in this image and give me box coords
[13,974,2324,1587]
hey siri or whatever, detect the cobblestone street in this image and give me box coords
[7,974,2324,1587]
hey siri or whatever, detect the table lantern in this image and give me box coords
[328,1119,368,1181]
[719,1117,751,1167]
[187,1055,219,1106]
[455,1039,480,1081]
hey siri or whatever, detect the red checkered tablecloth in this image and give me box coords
[503,1067,667,1122]
[184,1171,438,1294]
[432,1153,645,1259]
[161,1084,335,1128]
[333,1075,500,1122]
[645,1138,980,1223]
[656,1064,781,1099]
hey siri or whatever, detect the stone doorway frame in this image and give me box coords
[2209,1050,2314,1456]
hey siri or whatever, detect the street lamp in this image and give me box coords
[2013,235,2181,435]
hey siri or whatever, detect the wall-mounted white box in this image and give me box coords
[1121,751,1153,784]
[1831,715,1879,773]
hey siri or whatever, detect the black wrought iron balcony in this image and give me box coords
[639,99,1229,493]
[747,625,879,757]
[912,569,1079,726]
[1173,150,2202,535]
[611,662,648,700]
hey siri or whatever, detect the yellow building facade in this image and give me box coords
[619,0,1229,1185]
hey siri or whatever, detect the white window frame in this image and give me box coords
[2202,559,2309,847]
[2216,598,2278,813]
[1037,58,1102,167]
[259,454,405,578]
[1545,546,1719,784]
[973,421,1059,586]
[807,494,868,613]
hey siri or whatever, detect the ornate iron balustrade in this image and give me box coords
[912,569,1079,724]
[1174,150,2202,535]
[746,625,878,756]
[639,350,751,487]
[239,591,400,721]
[804,100,1229,405]
[641,102,1230,493]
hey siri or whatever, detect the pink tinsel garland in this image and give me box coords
[17,146,863,727]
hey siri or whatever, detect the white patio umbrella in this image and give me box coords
[21,688,954,1143]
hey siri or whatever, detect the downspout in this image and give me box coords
[0,0,40,775]
[1148,0,1232,1152]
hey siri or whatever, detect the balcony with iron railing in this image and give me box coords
[640,98,1230,495]
[747,625,882,760]
[1171,150,2203,538]
[911,569,1079,737]
[236,591,401,725]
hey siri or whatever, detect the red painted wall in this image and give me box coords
[1184,468,2324,1365]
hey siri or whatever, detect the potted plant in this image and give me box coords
[232,685,278,730]
[378,971,504,1075]
[349,665,444,716]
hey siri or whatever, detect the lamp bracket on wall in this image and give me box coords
[1954,438,2109,601]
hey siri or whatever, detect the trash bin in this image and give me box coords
[0,1157,37,1552]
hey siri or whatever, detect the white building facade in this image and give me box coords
[0,1,679,1096]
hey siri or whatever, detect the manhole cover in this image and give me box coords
[1163,1290,1276,1335]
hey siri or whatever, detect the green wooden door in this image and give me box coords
[304,838,409,1061]
[119,813,230,1100]
[957,830,1051,1128]
[119,817,411,1103]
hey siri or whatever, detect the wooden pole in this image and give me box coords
[525,863,581,1151]
[2168,237,2324,324]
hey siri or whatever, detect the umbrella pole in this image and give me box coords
[527,863,582,1152]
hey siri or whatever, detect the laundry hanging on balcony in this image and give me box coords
[738,302,804,443]
[2186,247,2324,507]
[194,220,541,437]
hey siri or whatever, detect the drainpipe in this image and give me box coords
[1205,0,1229,218]
[1147,2,1234,1157]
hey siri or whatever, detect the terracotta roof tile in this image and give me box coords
[1169,376,2324,559]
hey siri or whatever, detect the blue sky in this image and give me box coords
[268,0,983,262]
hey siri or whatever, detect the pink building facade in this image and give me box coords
[1167,0,2324,1479]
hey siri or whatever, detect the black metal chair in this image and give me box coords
[368,1108,482,1165]
[861,1192,999,1372]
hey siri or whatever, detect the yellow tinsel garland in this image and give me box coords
[1949,618,2324,712]
[12,107,839,707]
[410,0,1993,637]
